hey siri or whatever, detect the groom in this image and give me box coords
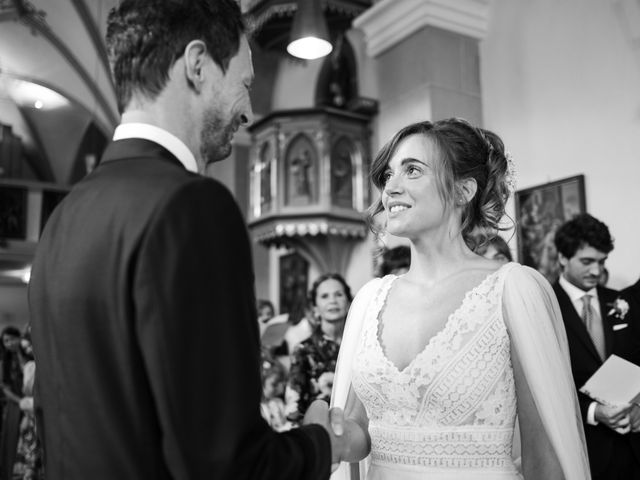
[552,213,640,479]
[28,1,344,478]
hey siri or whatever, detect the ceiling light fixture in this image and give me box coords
[5,78,68,110]
[286,0,333,60]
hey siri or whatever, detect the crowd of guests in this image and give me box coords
[0,326,42,480]
[258,273,352,432]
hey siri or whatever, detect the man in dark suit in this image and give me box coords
[28,1,344,479]
[622,278,640,310]
[553,213,640,479]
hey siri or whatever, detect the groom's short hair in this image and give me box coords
[106,0,246,113]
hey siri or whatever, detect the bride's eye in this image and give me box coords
[406,165,422,177]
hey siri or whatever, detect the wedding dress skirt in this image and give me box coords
[332,263,590,480]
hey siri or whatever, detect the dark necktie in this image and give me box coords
[581,294,605,360]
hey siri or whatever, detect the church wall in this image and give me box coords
[271,57,323,110]
[375,26,483,143]
[482,0,640,288]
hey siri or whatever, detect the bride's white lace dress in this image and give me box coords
[331,263,590,480]
[352,268,519,479]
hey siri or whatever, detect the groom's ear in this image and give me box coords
[558,253,568,269]
[183,40,209,91]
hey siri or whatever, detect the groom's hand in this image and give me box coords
[303,400,347,464]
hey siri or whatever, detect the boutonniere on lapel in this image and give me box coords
[606,297,630,320]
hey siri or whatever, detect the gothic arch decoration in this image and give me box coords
[284,133,318,206]
[279,251,309,323]
[330,135,355,208]
[259,141,273,213]
[315,35,358,109]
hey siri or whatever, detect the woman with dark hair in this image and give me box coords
[326,118,589,479]
[378,246,411,277]
[474,234,514,264]
[285,273,352,425]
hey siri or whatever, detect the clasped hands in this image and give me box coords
[596,403,640,434]
[303,400,348,470]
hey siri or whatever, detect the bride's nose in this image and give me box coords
[384,174,404,196]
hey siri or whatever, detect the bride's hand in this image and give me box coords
[303,400,345,436]
[303,400,347,464]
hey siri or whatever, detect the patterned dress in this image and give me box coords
[351,269,521,480]
[285,328,340,424]
[13,361,43,480]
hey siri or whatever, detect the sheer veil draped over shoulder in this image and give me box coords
[330,264,590,480]
[331,278,381,480]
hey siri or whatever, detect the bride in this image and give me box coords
[324,119,590,479]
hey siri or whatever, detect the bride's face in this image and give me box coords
[381,135,447,239]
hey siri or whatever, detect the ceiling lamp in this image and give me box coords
[286,0,333,60]
[1,77,69,110]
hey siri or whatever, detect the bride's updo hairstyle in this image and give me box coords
[368,118,511,245]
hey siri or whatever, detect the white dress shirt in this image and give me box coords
[559,275,602,425]
[112,123,198,173]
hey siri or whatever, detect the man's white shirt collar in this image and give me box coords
[559,275,601,317]
[113,123,198,173]
[559,275,598,302]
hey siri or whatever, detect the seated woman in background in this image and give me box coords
[473,234,513,263]
[328,118,590,480]
[285,273,352,426]
[257,299,276,326]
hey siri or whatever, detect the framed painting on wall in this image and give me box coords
[515,174,586,283]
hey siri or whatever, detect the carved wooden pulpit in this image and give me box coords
[248,107,371,275]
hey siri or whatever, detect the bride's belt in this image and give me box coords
[369,422,517,471]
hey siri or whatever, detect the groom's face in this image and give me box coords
[559,244,608,292]
[200,35,254,165]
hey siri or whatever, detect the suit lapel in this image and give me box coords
[554,282,602,362]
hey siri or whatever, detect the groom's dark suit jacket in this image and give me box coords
[29,139,330,479]
[553,282,640,477]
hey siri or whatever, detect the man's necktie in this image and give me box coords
[581,294,606,360]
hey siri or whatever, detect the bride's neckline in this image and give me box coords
[375,262,512,374]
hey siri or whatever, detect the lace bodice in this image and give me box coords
[351,266,520,477]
